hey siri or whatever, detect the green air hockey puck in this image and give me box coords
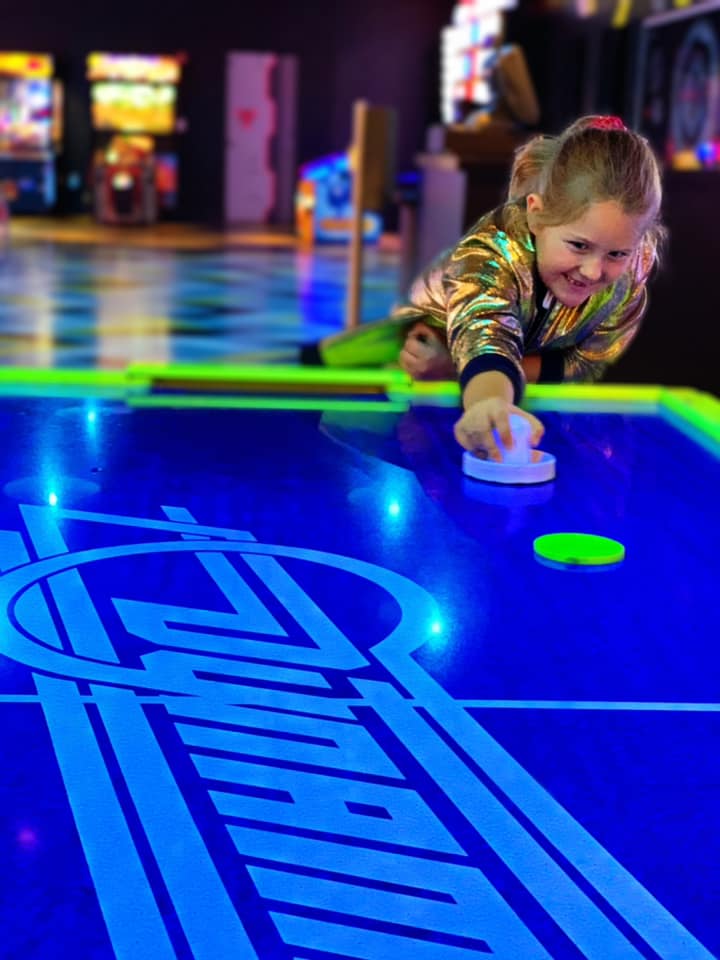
[533,532,625,567]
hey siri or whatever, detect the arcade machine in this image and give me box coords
[295,152,383,245]
[0,52,61,213]
[87,52,185,225]
[438,0,537,133]
[414,0,539,267]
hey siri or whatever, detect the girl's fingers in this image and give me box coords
[493,414,513,451]
[529,414,545,445]
[403,337,431,360]
[455,423,501,460]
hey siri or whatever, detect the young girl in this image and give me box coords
[309,115,665,461]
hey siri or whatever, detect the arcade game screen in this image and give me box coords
[90,82,177,135]
[0,52,59,212]
[0,53,55,155]
[440,0,517,124]
[87,53,182,135]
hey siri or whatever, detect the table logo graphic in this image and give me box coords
[0,503,710,960]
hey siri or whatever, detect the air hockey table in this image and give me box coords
[1,365,719,960]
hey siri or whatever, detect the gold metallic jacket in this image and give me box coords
[393,200,656,389]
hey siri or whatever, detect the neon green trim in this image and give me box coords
[660,388,720,437]
[659,388,720,451]
[0,366,715,455]
[400,380,460,398]
[522,383,720,456]
[126,363,411,389]
[523,384,663,416]
[126,395,408,413]
[0,367,131,387]
[389,380,665,406]
[525,383,663,404]
[0,384,130,400]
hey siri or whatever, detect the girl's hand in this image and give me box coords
[454,398,544,461]
[399,322,456,380]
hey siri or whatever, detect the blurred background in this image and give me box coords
[0,0,717,392]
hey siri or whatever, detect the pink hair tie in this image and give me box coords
[587,115,627,132]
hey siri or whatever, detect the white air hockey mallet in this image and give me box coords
[462,412,556,485]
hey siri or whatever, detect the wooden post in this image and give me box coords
[346,99,368,330]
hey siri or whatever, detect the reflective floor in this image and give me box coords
[0,223,400,368]
[0,224,718,960]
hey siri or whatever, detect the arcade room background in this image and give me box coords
[0,0,718,394]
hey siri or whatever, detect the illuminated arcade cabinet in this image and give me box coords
[413,0,539,268]
[439,0,537,131]
[295,153,382,245]
[0,52,61,213]
[87,52,185,225]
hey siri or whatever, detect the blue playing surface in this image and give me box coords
[1,392,718,959]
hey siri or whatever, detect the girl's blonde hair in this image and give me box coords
[508,115,665,249]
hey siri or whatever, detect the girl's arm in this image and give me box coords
[443,230,530,404]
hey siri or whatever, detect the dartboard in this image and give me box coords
[670,17,720,150]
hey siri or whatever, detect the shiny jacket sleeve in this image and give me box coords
[443,225,535,400]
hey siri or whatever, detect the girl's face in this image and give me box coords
[526,195,647,308]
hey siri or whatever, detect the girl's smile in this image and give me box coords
[526,196,648,307]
